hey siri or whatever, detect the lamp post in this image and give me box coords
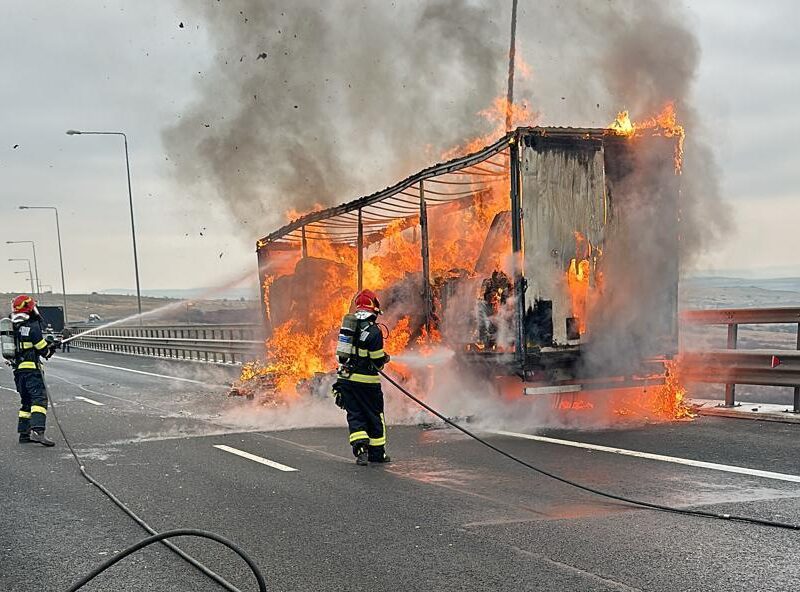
[6,240,41,295]
[505,0,519,132]
[66,129,142,319]
[9,259,35,295]
[18,206,68,322]
[14,271,36,295]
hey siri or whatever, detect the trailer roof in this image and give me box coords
[257,126,623,249]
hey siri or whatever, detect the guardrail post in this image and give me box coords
[723,323,738,407]
[794,323,800,413]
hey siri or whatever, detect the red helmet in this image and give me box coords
[354,289,382,315]
[12,294,36,314]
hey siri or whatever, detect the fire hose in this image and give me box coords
[37,354,798,590]
[45,373,268,592]
[378,369,800,532]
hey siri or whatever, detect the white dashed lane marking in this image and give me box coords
[50,356,226,386]
[213,444,299,472]
[74,395,105,406]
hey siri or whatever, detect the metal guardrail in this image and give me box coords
[680,307,800,412]
[68,309,800,412]
[69,323,264,365]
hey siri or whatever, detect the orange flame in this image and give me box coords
[567,258,590,335]
[609,110,634,135]
[612,361,693,420]
[565,232,597,336]
[609,103,685,173]
[242,96,527,397]
[385,316,412,353]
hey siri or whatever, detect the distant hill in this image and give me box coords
[680,276,800,310]
[0,292,260,325]
[683,276,800,293]
[99,287,259,301]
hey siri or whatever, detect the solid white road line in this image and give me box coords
[489,430,800,484]
[0,385,17,394]
[49,356,226,387]
[213,444,298,472]
[75,395,105,406]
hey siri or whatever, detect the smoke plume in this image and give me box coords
[164,0,509,232]
[165,0,727,258]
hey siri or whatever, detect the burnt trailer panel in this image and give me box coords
[256,126,680,388]
[515,130,680,381]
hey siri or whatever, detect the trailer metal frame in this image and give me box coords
[256,127,670,381]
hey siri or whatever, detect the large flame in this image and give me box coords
[234,94,534,397]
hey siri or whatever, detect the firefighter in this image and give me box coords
[61,326,73,353]
[10,295,58,446]
[332,289,391,465]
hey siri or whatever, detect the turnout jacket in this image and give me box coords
[11,313,50,372]
[338,319,389,385]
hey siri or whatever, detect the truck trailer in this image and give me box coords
[255,125,681,398]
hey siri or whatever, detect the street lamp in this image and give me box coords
[9,258,35,295]
[66,129,142,319]
[6,240,41,295]
[13,271,36,295]
[18,206,68,321]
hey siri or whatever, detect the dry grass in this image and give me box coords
[0,292,259,325]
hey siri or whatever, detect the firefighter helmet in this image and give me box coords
[12,294,36,315]
[354,289,382,315]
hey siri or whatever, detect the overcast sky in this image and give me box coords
[1,1,798,296]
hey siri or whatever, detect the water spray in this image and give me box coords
[388,347,456,368]
[60,268,257,345]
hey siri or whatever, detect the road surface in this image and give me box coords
[1,350,798,591]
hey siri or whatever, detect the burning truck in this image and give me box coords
[246,108,687,415]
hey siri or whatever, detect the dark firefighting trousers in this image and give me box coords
[337,381,387,460]
[14,370,48,433]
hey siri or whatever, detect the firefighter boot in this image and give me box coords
[368,447,391,463]
[372,453,391,464]
[355,444,369,466]
[18,431,32,444]
[29,430,55,447]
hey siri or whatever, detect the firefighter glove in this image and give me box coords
[331,384,345,410]
[43,341,59,359]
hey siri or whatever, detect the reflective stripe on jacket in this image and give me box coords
[339,321,388,384]
[12,316,48,372]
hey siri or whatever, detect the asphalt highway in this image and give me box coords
[1,350,799,591]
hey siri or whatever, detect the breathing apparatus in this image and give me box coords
[334,290,382,379]
[0,317,16,362]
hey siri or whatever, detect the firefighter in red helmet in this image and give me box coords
[332,289,391,465]
[7,295,59,446]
